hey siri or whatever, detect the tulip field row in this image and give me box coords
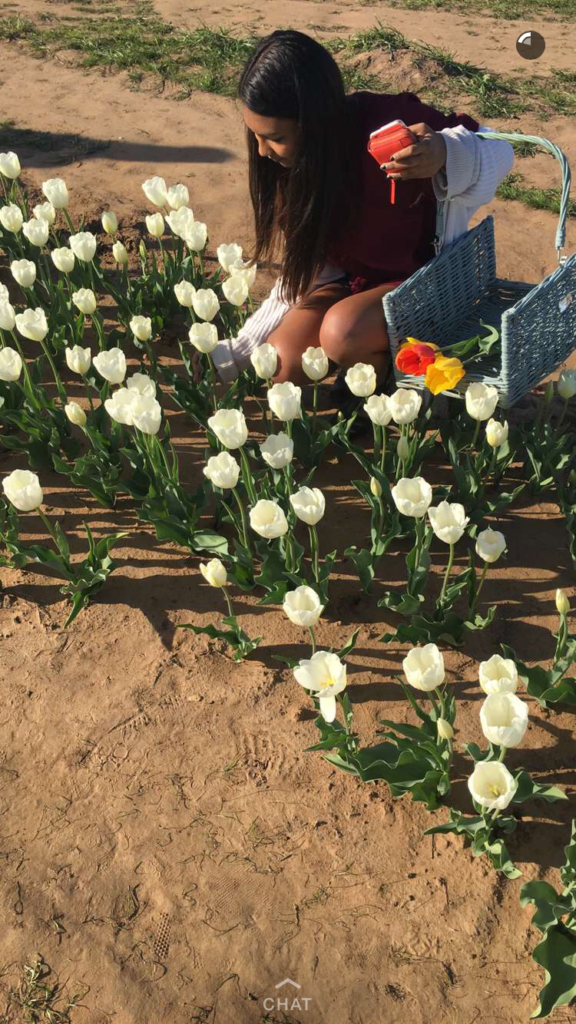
[1,152,576,1017]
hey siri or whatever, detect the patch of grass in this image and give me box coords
[496,171,576,217]
[327,25,410,58]
[1,955,87,1022]
[384,0,575,17]
[412,41,528,118]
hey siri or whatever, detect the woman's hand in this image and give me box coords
[381,123,447,181]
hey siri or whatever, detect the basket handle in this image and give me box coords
[475,130,572,264]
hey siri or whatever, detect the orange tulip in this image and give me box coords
[425,354,466,395]
[396,337,439,376]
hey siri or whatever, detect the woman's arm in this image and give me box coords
[432,124,514,207]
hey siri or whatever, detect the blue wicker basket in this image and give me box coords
[383,131,576,407]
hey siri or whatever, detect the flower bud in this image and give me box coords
[370,476,382,498]
[51,247,75,273]
[0,203,23,233]
[102,210,118,235]
[2,468,43,511]
[112,240,129,265]
[130,315,152,342]
[0,151,21,179]
[65,401,87,427]
[485,418,508,448]
[33,201,55,225]
[556,588,570,616]
[174,280,196,307]
[72,288,97,316]
[558,370,576,401]
[146,212,164,238]
[139,240,147,261]
[437,718,454,741]
[42,177,68,209]
[69,231,97,263]
[200,558,227,588]
[11,259,37,288]
[397,434,410,460]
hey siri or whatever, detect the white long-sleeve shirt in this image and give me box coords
[213,125,514,381]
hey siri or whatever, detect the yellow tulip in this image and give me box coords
[425,355,466,395]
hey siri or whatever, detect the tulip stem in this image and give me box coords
[83,377,95,413]
[222,587,235,621]
[312,381,319,438]
[63,208,77,235]
[309,525,320,584]
[206,353,218,412]
[9,330,41,411]
[308,625,316,655]
[555,612,568,662]
[240,447,257,506]
[556,397,568,433]
[471,562,488,616]
[232,487,252,558]
[92,312,107,352]
[380,426,387,473]
[471,420,480,450]
[498,745,507,762]
[439,543,455,606]
[40,340,67,406]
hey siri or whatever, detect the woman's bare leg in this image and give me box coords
[319,282,398,381]
[267,282,348,384]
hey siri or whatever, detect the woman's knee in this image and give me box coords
[319,306,358,365]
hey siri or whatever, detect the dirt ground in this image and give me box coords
[1,1,576,1022]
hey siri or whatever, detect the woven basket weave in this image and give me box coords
[383,131,576,407]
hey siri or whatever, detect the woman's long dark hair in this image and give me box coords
[238,30,359,305]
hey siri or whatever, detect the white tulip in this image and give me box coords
[558,369,576,401]
[437,718,454,741]
[166,206,195,239]
[203,451,240,490]
[167,183,190,210]
[65,401,87,427]
[2,469,43,511]
[42,177,68,209]
[485,418,508,448]
[294,651,347,722]
[174,280,196,307]
[112,240,129,265]
[142,175,169,207]
[65,345,91,375]
[11,259,36,288]
[290,486,325,526]
[101,210,118,235]
[184,220,207,252]
[33,201,56,224]
[189,321,218,354]
[428,500,469,544]
[249,499,288,539]
[15,307,48,342]
[192,288,219,322]
[389,388,422,425]
[130,394,162,435]
[476,527,506,563]
[217,242,243,274]
[0,348,22,382]
[364,393,392,426]
[479,655,518,696]
[392,476,433,518]
[260,432,293,469]
[229,259,257,289]
[93,348,127,384]
[0,152,21,179]
[468,761,517,811]
[302,346,329,382]
[130,315,152,342]
[222,275,249,307]
[69,231,97,262]
[556,588,570,616]
[345,362,377,397]
[403,643,445,691]
[0,203,23,233]
[250,343,278,380]
[72,288,97,316]
[0,300,16,331]
[283,585,324,627]
[51,247,75,273]
[146,212,164,238]
[200,558,227,588]
[104,387,137,425]
[480,693,528,748]
[465,382,499,421]
[126,372,156,398]
[268,381,302,421]
[208,408,248,449]
[397,434,410,461]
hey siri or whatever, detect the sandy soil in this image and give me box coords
[1,1,576,1022]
